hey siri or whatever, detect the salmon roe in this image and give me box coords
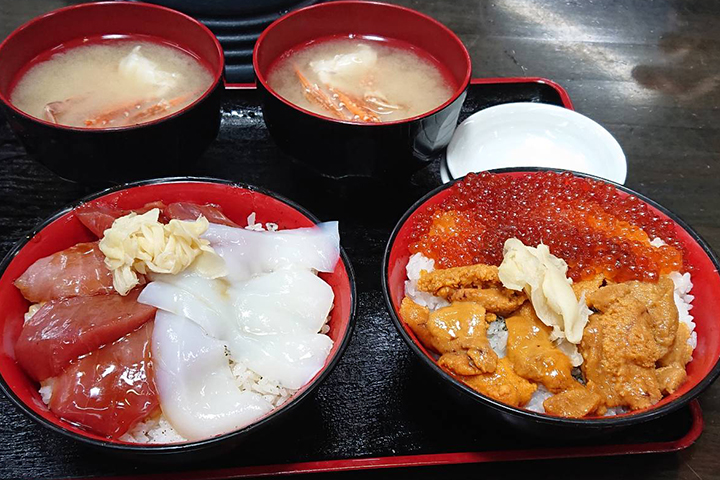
[410,172,687,282]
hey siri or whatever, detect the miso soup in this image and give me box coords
[267,37,455,123]
[10,39,213,129]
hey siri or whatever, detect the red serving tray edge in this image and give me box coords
[81,78,698,480]
[86,400,702,480]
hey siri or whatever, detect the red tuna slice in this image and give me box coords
[165,202,239,227]
[75,204,123,239]
[15,289,157,381]
[48,322,159,439]
[75,201,167,238]
[14,242,114,303]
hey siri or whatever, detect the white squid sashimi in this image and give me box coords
[149,268,232,304]
[140,268,333,338]
[138,279,231,339]
[233,269,334,335]
[152,311,274,441]
[228,332,333,390]
[203,222,340,283]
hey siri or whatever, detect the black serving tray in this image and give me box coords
[137,0,319,83]
[0,79,701,480]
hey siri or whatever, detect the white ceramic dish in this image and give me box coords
[444,102,627,184]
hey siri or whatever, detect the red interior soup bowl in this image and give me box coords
[253,0,471,180]
[0,2,225,184]
[382,168,720,434]
[0,178,356,458]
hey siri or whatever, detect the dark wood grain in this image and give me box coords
[1,1,719,479]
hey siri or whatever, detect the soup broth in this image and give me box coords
[10,39,213,129]
[267,37,455,123]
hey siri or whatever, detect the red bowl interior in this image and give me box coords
[0,179,355,446]
[253,0,472,125]
[385,171,720,422]
[0,1,224,131]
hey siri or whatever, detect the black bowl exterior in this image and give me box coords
[0,177,357,459]
[382,167,720,435]
[0,83,223,184]
[259,80,468,180]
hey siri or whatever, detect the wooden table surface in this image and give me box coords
[1,1,719,479]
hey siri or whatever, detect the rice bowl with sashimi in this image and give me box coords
[0,179,355,448]
[384,170,720,424]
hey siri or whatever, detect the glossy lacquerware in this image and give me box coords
[383,168,720,433]
[253,1,472,180]
[0,178,356,458]
[0,2,225,184]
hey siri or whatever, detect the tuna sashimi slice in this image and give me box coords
[15,289,157,381]
[48,322,159,439]
[164,202,239,227]
[14,242,114,303]
[75,201,167,238]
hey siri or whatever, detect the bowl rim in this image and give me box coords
[0,1,225,133]
[252,0,472,127]
[381,166,720,428]
[0,176,357,453]
[445,102,628,185]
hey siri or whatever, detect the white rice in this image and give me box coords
[404,252,696,416]
[23,302,44,325]
[244,212,279,232]
[487,320,508,358]
[121,414,187,444]
[604,406,627,416]
[38,212,329,444]
[118,360,298,443]
[649,237,667,248]
[405,253,449,310]
[669,271,697,351]
[230,360,294,408]
[39,379,54,405]
[525,385,553,413]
